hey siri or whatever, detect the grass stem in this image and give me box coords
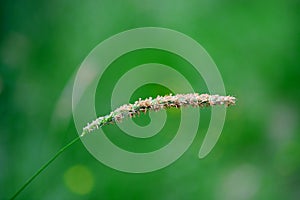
[10,136,81,200]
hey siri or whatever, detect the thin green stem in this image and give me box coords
[10,136,81,200]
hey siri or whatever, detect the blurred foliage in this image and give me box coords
[1,0,300,199]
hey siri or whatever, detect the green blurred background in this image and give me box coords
[1,0,300,199]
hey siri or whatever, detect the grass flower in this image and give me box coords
[82,93,236,136]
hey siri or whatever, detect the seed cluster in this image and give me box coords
[82,93,236,136]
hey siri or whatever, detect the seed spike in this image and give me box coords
[82,93,236,135]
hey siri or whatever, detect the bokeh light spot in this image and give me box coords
[63,165,94,195]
